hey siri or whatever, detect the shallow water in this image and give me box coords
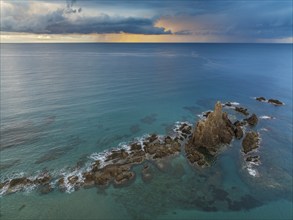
[0,43,292,219]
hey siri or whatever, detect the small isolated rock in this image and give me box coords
[242,131,260,154]
[268,99,284,106]
[256,97,266,102]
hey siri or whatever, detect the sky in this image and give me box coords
[1,0,292,43]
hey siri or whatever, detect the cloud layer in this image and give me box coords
[1,0,292,42]
[1,1,171,35]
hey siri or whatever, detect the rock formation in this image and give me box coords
[244,114,258,126]
[256,97,266,102]
[268,99,284,106]
[255,97,284,106]
[0,99,273,196]
[246,155,260,163]
[191,101,234,155]
[234,107,249,116]
[242,131,260,154]
[234,126,244,139]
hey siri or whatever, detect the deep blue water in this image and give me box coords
[0,43,292,219]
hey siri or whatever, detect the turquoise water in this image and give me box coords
[0,43,292,219]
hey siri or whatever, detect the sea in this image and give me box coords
[0,43,292,220]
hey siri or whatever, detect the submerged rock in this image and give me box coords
[39,184,53,194]
[242,131,260,154]
[141,164,153,183]
[244,114,258,126]
[129,124,140,134]
[191,101,234,155]
[114,171,135,186]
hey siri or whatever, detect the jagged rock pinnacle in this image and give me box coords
[191,101,234,155]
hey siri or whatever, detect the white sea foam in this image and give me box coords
[223,105,236,109]
[0,183,9,196]
[249,161,261,166]
[230,102,240,105]
[61,169,84,193]
[259,115,275,120]
[247,167,258,177]
[89,150,112,168]
[134,134,150,148]
[0,171,40,196]
[22,184,38,194]
[197,110,212,120]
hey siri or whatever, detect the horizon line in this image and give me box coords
[1,42,292,44]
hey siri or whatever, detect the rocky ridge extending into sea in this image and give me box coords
[0,98,285,196]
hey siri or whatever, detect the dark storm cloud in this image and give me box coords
[1,0,292,40]
[0,1,172,35]
[45,16,172,34]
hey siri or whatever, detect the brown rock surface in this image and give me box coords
[234,126,244,139]
[242,131,260,154]
[244,114,258,126]
[268,99,284,106]
[105,149,129,162]
[256,97,266,102]
[235,107,249,116]
[9,177,32,188]
[234,120,247,127]
[191,101,234,155]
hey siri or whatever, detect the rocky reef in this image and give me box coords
[0,98,286,198]
[0,123,193,195]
